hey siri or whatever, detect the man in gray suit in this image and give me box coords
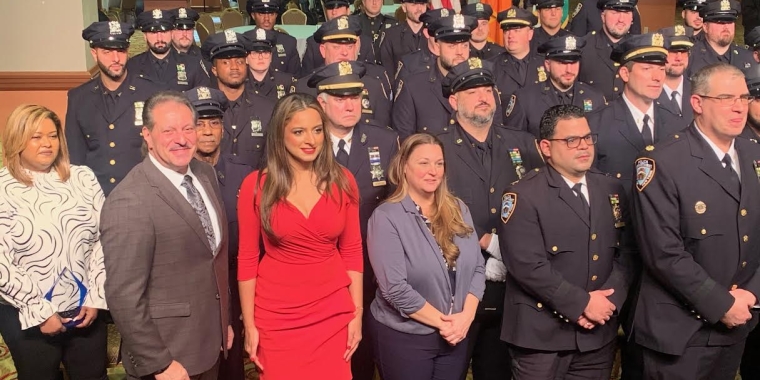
[101,91,232,380]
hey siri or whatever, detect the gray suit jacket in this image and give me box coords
[101,157,230,377]
[368,195,486,335]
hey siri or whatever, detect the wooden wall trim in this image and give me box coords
[0,71,93,91]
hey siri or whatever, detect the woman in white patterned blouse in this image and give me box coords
[0,105,108,380]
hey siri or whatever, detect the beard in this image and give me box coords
[218,74,245,89]
[459,104,495,126]
[713,34,733,47]
[666,65,685,78]
[98,60,125,81]
[149,42,171,55]
[550,72,576,90]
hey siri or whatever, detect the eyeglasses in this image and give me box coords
[546,133,598,148]
[696,94,753,106]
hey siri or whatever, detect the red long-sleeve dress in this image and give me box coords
[237,170,363,380]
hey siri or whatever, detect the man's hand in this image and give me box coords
[731,289,757,309]
[721,292,754,328]
[479,233,493,251]
[73,307,98,328]
[155,360,190,380]
[39,314,66,336]
[577,315,596,330]
[583,289,616,325]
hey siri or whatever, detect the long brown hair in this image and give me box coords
[2,104,70,186]
[257,93,357,241]
[387,133,473,267]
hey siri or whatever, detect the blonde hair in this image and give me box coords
[2,105,70,186]
[256,93,357,242]
[387,133,473,267]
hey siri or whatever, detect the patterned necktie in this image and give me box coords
[181,175,216,251]
[671,91,681,112]
[642,114,654,146]
[336,139,349,166]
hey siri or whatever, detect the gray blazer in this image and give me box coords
[101,157,230,378]
[368,195,486,335]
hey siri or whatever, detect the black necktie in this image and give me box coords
[515,59,527,84]
[572,182,590,219]
[723,153,741,194]
[336,139,349,166]
[642,114,654,146]
[671,91,681,112]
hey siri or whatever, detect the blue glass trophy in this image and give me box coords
[44,268,88,328]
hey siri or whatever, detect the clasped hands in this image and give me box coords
[438,310,475,346]
[577,289,616,330]
[721,288,756,329]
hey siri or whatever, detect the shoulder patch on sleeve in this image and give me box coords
[635,157,656,192]
[571,3,582,18]
[501,192,517,224]
[505,94,516,118]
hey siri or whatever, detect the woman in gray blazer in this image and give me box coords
[367,133,486,380]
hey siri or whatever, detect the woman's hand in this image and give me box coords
[40,313,66,336]
[439,310,475,346]
[344,311,362,362]
[244,325,264,371]
[73,307,98,328]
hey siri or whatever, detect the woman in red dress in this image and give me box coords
[237,93,364,380]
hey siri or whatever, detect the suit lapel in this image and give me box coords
[653,102,671,143]
[547,166,590,227]
[144,156,214,252]
[689,125,741,202]
[614,99,645,150]
[490,129,508,186]
[658,90,680,117]
[347,126,369,178]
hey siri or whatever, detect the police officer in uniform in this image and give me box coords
[184,86,253,380]
[578,0,636,101]
[392,13,481,140]
[378,0,429,77]
[202,30,276,169]
[682,0,707,39]
[498,104,636,380]
[746,26,760,63]
[168,7,203,59]
[587,33,686,187]
[66,21,161,196]
[742,64,760,141]
[127,9,210,92]
[247,0,302,75]
[658,26,695,123]
[308,61,399,380]
[507,36,606,137]
[631,62,760,380]
[392,8,447,84]
[242,27,295,101]
[355,0,398,55]
[301,3,376,77]
[686,0,754,78]
[567,0,641,37]
[529,0,573,54]
[437,58,543,380]
[463,3,506,60]
[491,7,545,123]
[295,16,393,128]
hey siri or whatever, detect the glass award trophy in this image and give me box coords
[44,267,88,328]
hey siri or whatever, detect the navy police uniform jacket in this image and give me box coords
[498,165,636,352]
[529,27,573,55]
[470,42,507,61]
[686,38,755,79]
[631,124,760,356]
[657,78,694,125]
[356,12,398,55]
[393,45,435,84]
[490,52,546,124]
[65,73,161,195]
[587,96,687,185]
[244,69,295,102]
[379,22,428,78]
[220,90,276,169]
[506,81,606,137]
[125,49,210,92]
[578,30,626,101]
[214,154,254,263]
[272,31,302,75]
